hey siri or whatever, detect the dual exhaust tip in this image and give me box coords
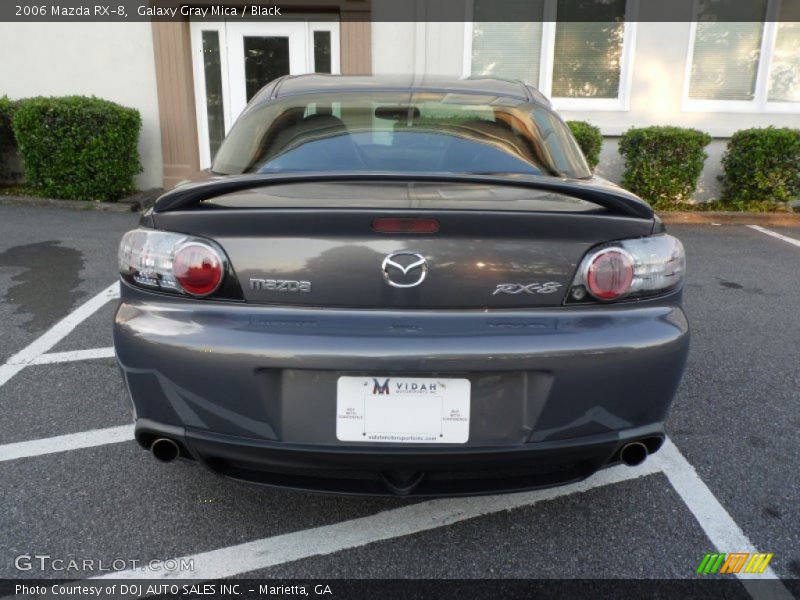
[150,438,181,463]
[619,441,649,467]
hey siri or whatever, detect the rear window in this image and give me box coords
[212,92,592,179]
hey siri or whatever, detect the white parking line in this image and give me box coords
[29,347,116,365]
[655,440,792,598]
[0,424,134,462]
[747,225,800,249]
[0,282,118,387]
[96,460,662,580]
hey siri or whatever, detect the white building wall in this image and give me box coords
[372,21,464,82]
[0,22,162,190]
[372,22,416,74]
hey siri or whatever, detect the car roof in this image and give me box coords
[270,74,551,106]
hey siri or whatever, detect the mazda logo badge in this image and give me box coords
[381,252,428,288]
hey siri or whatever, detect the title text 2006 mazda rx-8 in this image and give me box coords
[114,75,688,497]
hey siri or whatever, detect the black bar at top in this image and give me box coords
[2,0,800,22]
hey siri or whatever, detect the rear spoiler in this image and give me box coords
[152,172,654,220]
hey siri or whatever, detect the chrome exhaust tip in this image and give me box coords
[151,438,180,463]
[619,441,649,467]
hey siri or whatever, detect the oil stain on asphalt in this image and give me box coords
[718,279,744,290]
[0,241,83,332]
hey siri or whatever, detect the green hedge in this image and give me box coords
[721,127,800,204]
[12,96,142,201]
[619,126,711,209]
[567,121,602,170]
[0,96,18,180]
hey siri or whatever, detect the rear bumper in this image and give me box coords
[115,283,688,496]
[135,418,665,497]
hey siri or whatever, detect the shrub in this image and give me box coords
[12,96,142,201]
[721,127,800,204]
[567,120,602,170]
[619,126,711,209]
[0,96,18,181]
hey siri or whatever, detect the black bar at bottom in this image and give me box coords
[2,579,798,600]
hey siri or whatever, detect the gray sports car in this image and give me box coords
[114,75,688,497]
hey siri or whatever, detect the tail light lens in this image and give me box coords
[172,243,223,296]
[585,249,634,300]
[570,234,685,303]
[118,229,229,297]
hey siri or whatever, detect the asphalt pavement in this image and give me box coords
[0,203,797,592]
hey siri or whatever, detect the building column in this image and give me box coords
[151,20,200,190]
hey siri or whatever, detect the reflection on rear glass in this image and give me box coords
[212,92,591,179]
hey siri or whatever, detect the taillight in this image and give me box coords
[118,229,229,297]
[570,234,685,303]
[585,249,634,300]
[172,242,223,296]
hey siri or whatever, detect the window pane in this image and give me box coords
[212,92,592,179]
[201,31,225,160]
[314,31,332,74]
[551,0,627,99]
[243,36,290,101]
[768,22,800,102]
[470,0,545,84]
[689,0,768,101]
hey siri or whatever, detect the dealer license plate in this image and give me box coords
[336,376,470,444]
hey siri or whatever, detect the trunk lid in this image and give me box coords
[153,181,654,309]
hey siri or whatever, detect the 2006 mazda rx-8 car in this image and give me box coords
[114,74,689,497]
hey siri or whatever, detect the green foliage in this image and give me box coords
[567,120,603,170]
[0,96,16,138]
[721,127,800,204]
[619,126,711,209]
[0,96,19,180]
[12,96,142,201]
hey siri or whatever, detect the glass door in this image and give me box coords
[190,20,340,168]
[225,21,307,119]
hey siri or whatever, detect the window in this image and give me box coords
[768,21,800,103]
[243,36,290,102]
[212,92,591,179]
[466,0,636,110]
[685,0,800,111]
[470,1,545,84]
[313,31,332,73]
[550,0,627,100]
[201,31,226,160]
